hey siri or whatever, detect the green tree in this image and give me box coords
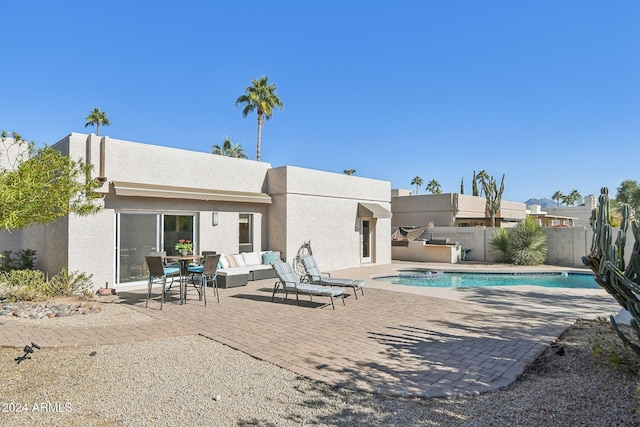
[615,180,640,214]
[568,189,582,206]
[84,108,111,136]
[0,132,101,231]
[472,171,479,196]
[483,173,505,227]
[212,136,247,158]
[235,76,284,162]
[460,177,464,194]
[552,190,564,207]
[343,169,356,175]
[426,179,442,194]
[411,176,423,194]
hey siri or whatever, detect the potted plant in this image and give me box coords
[175,239,192,256]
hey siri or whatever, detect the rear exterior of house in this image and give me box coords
[2,133,392,290]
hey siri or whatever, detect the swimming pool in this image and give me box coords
[374,270,600,289]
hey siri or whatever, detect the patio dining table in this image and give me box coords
[164,255,204,304]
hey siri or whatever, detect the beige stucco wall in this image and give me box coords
[391,193,457,227]
[392,241,462,263]
[267,166,391,270]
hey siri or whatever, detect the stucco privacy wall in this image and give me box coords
[409,226,636,267]
[267,166,391,270]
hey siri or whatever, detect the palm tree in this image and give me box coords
[343,169,356,175]
[411,176,423,194]
[212,136,247,158]
[84,108,110,136]
[552,190,564,207]
[235,76,284,161]
[568,189,582,206]
[426,179,442,194]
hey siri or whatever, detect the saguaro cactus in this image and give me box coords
[582,187,640,354]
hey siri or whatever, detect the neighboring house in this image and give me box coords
[1,133,391,290]
[526,205,576,227]
[538,195,597,227]
[391,191,526,228]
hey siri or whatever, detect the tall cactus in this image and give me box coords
[483,173,505,227]
[582,187,640,354]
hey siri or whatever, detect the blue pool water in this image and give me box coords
[374,270,600,289]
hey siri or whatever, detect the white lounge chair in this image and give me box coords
[271,260,345,310]
[300,255,365,299]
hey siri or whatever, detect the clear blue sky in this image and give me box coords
[3,1,638,203]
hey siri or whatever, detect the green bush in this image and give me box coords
[489,216,548,265]
[0,268,93,301]
[489,227,512,263]
[0,249,37,272]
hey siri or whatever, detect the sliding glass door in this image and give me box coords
[116,213,195,285]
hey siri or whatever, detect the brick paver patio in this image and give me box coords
[0,262,620,398]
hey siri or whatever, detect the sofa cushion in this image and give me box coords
[262,251,280,265]
[219,254,230,269]
[242,251,261,265]
[226,254,245,268]
[217,267,251,276]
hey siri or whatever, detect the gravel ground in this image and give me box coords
[1,306,639,426]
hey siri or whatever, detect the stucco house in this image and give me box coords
[1,133,392,291]
[391,190,526,228]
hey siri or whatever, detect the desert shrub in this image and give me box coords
[510,216,548,265]
[488,216,547,265]
[0,268,93,301]
[47,268,93,299]
[0,249,37,272]
[489,227,512,263]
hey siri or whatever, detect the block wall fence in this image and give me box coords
[418,226,635,268]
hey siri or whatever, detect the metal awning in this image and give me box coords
[112,181,272,204]
[358,202,392,218]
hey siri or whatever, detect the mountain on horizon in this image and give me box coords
[524,198,559,208]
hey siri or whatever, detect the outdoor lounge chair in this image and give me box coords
[300,255,365,299]
[271,260,345,310]
[145,255,181,309]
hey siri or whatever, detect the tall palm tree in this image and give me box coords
[411,176,423,194]
[427,179,442,194]
[212,136,247,158]
[568,189,582,206]
[552,190,564,207]
[343,169,356,175]
[235,76,284,161]
[84,108,110,136]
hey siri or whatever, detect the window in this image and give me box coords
[239,214,253,252]
[116,213,195,285]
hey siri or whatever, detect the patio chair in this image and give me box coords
[271,260,345,310]
[186,254,221,305]
[300,255,365,299]
[149,251,181,290]
[145,255,181,309]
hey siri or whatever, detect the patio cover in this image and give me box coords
[112,181,272,204]
[358,202,392,218]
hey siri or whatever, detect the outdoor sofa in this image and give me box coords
[216,251,280,288]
